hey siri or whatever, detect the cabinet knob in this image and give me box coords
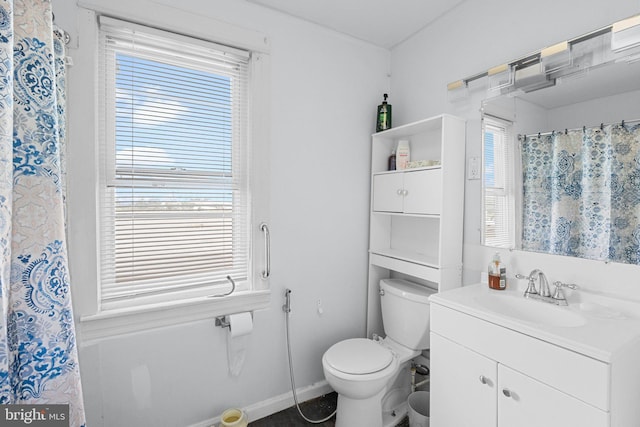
[403,189,409,196]
[502,388,512,398]
[397,189,404,196]
[479,375,488,385]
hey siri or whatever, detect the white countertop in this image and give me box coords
[429,283,640,362]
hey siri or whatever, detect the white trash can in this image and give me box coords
[408,391,430,427]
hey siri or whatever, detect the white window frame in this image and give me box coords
[481,115,516,249]
[72,10,271,341]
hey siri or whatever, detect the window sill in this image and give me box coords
[78,290,270,343]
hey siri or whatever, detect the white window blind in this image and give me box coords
[482,116,515,248]
[98,17,251,307]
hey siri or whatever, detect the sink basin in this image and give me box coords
[578,301,632,320]
[474,293,587,328]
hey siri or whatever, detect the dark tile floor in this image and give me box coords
[248,393,410,427]
[249,393,337,426]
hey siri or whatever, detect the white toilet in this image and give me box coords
[322,278,435,427]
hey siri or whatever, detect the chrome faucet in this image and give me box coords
[515,270,576,306]
[533,269,551,297]
[516,269,549,297]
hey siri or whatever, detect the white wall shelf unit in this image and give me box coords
[366,114,466,337]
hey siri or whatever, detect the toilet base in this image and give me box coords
[335,388,385,427]
[332,355,417,427]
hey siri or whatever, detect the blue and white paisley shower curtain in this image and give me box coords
[0,0,85,426]
[521,122,640,265]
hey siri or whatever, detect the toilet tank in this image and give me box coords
[380,279,436,350]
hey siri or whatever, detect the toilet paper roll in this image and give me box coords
[227,312,253,377]
[228,312,253,338]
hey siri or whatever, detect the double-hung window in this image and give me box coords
[98,17,259,311]
[482,116,516,248]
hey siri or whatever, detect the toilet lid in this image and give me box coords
[325,338,393,375]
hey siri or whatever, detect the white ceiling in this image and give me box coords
[245,0,466,49]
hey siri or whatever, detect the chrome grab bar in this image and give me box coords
[260,222,270,279]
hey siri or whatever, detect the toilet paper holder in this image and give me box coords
[215,312,254,329]
[215,316,231,329]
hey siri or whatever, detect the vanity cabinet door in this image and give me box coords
[431,332,497,427]
[498,364,608,427]
[372,173,404,213]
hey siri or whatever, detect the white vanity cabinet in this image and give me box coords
[428,287,640,427]
[366,114,465,337]
[431,332,607,427]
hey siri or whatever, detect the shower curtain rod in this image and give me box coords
[518,117,640,141]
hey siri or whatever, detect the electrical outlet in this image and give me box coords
[468,157,480,180]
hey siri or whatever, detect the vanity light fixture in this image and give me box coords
[611,15,640,52]
[487,63,513,94]
[447,14,640,95]
[447,68,493,99]
[447,80,465,91]
[541,41,572,73]
[446,79,471,102]
[510,55,556,93]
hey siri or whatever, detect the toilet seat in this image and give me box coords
[324,338,393,375]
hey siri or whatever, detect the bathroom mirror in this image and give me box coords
[478,16,640,265]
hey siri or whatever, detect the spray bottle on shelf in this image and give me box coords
[488,252,506,290]
[388,146,396,171]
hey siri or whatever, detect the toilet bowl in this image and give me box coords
[322,337,418,427]
[323,338,397,399]
[322,279,435,427]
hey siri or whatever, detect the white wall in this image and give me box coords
[391,0,640,298]
[54,0,390,425]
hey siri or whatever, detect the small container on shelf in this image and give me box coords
[406,160,441,169]
[488,252,506,290]
[396,139,411,170]
[388,148,396,171]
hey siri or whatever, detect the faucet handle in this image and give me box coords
[552,281,578,305]
[516,273,538,297]
[553,281,578,290]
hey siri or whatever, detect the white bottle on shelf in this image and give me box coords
[396,139,411,170]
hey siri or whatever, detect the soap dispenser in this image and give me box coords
[376,93,392,132]
[488,252,506,290]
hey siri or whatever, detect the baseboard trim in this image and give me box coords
[188,380,333,427]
